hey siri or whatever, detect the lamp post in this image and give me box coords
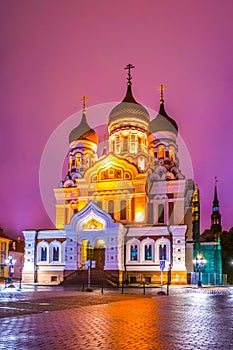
[193,254,206,287]
[5,255,16,286]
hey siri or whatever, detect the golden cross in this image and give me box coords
[81,96,88,111]
[157,84,166,101]
[124,64,135,85]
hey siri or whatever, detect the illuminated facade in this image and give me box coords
[23,66,195,284]
[0,228,11,280]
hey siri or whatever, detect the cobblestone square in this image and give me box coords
[0,286,233,350]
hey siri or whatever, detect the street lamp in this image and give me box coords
[193,254,206,287]
[5,255,16,286]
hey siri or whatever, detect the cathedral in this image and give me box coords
[22,65,196,285]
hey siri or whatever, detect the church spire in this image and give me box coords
[122,64,138,104]
[211,177,222,236]
[157,84,168,116]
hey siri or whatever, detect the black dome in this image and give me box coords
[150,101,178,134]
[69,112,98,144]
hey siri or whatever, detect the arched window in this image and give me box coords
[53,246,59,262]
[145,244,152,260]
[75,153,81,168]
[49,241,61,263]
[69,156,72,170]
[158,145,165,159]
[130,134,136,153]
[115,135,120,153]
[120,200,127,220]
[159,244,167,260]
[108,200,114,219]
[37,241,50,263]
[158,204,165,224]
[123,135,128,152]
[138,158,145,171]
[41,247,47,262]
[97,201,102,209]
[169,147,175,161]
[130,245,138,261]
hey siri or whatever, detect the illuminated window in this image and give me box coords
[69,156,72,170]
[75,154,81,167]
[145,245,152,260]
[86,154,90,167]
[159,245,167,260]
[108,200,114,219]
[82,218,103,230]
[120,200,127,220]
[138,158,145,171]
[53,247,59,261]
[41,247,47,262]
[158,145,165,159]
[158,204,165,224]
[138,137,142,152]
[123,135,128,152]
[130,245,138,261]
[130,134,137,154]
[37,241,49,263]
[169,147,174,161]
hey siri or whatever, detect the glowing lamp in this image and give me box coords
[135,212,144,222]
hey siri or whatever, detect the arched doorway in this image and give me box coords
[93,239,105,269]
[80,240,93,265]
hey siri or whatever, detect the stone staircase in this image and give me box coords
[61,268,119,287]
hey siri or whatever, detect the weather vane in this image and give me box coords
[81,96,88,111]
[124,64,135,85]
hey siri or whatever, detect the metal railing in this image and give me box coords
[190,272,227,285]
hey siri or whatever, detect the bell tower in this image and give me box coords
[211,177,222,238]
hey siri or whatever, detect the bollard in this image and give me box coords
[143,282,145,295]
[101,280,104,294]
[82,282,85,292]
[167,283,169,295]
[121,282,124,294]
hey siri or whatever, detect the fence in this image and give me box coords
[190,272,227,285]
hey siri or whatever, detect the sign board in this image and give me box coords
[84,260,91,269]
[160,260,165,271]
[84,260,96,269]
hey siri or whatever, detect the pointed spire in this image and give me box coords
[211,176,222,235]
[157,84,167,115]
[80,96,89,124]
[122,64,138,104]
[213,176,219,205]
[158,84,166,104]
[81,96,88,112]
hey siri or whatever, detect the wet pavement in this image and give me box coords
[0,284,233,349]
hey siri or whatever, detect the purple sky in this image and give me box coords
[1,0,233,238]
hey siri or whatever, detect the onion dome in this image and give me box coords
[108,64,150,134]
[150,85,178,135]
[69,97,98,144]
